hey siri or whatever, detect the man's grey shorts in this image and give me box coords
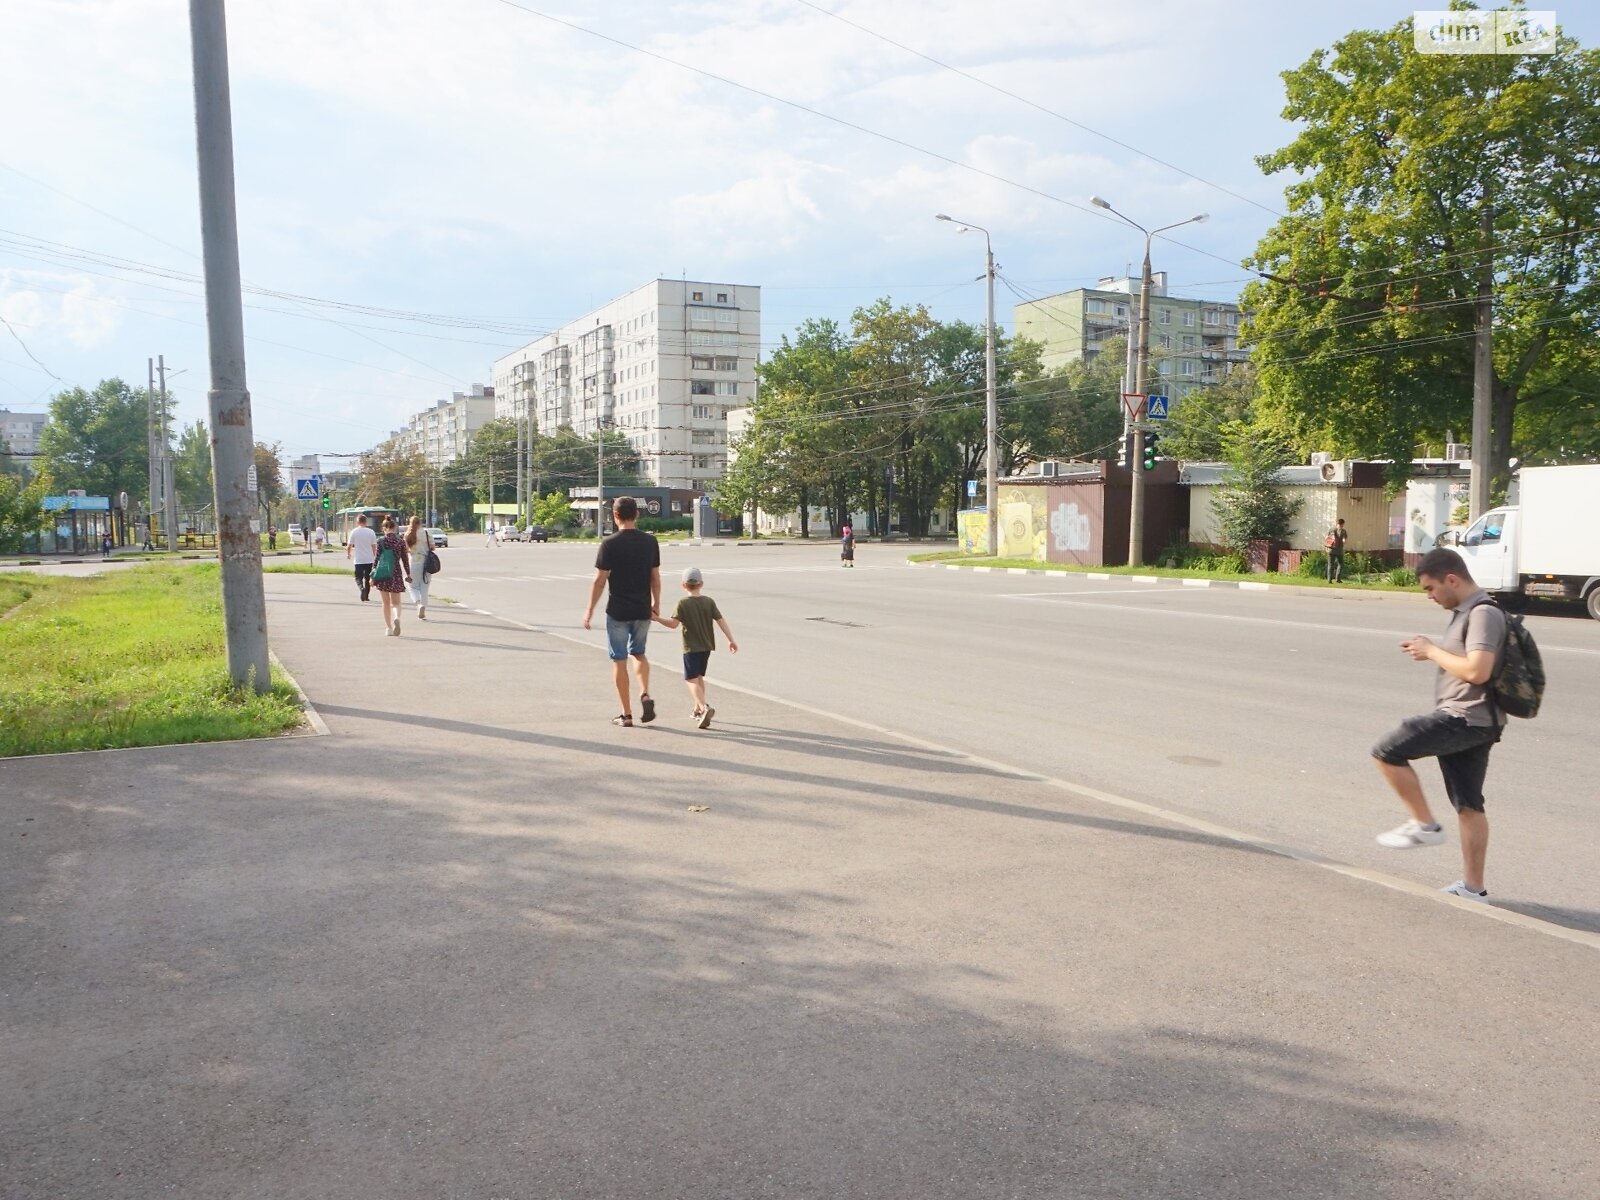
[1372,710,1501,812]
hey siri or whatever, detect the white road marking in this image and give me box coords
[485,611,1600,953]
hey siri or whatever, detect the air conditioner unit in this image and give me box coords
[1039,461,1061,477]
[1445,442,1471,461]
[1309,451,1334,467]
[66,488,87,497]
[1318,460,1351,485]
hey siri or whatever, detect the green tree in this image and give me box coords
[1160,364,1258,462]
[530,426,642,497]
[1210,421,1303,547]
[252,442,286,524]
[358,439,428,512]
[1244,10,1600,489]
[529,490,574,528]
[36,378,156,500]
[0,470,50,553]
[174,420,213,508]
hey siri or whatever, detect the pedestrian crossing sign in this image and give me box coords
[296,476,321,500]
[1146,395,1170,420]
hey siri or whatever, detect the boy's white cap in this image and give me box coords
[682,566,704,585]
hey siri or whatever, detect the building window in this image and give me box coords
[1159,308,1171,325]
[1114,304,1127,318]
[714,332,735,346]
[691,332,712,346]
[1180,360,1195,376]
[1158,333,1172,349]
[693,405,714,419]
[1087,299,1107,314]
[717,292,728,302]
[692,291,703,301]
[715,381,738,397]
[692,430,714,444]
[692,355,714,370]
[1182,311,1195,327]
[1204,310,1219,325]
[691,380,715,395]
[689,307,716,328]
[1228,312,1239,326]
[716,309,736,324]
[1182,335,1196,350]
[715,357,738,371]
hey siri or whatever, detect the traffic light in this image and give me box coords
[321,496,331,510]
[1141,431,1160,471]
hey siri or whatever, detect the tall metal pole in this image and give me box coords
[1469,203,1494,521]
[983,235,998,558]
[1129,236,1154,567]
[147,358,158,546]
[158,355,179,552]
[188,0,270,692]
[596,421,605,536]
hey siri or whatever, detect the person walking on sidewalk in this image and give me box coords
[1371,547,1507,902]
[841,522,855,568]
[371,515,413,636]
[101,532,114,560]
[582,496,661,727]
[404,515,434,620]
[1325,518,1348,582]
[347,513,379,602]
[484,520,498,548]
[654,566,739,729]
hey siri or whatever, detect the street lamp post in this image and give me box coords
[936,214,998,557]
[1090,197,1207,567]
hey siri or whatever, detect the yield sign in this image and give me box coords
[1120,392,1146,420]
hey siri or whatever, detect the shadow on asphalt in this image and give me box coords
[1493,899,1600,934]
[312,702,1277,858]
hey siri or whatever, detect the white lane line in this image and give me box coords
[999,588,1217,599]
[490,613,1600,953]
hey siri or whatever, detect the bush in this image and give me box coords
[1297,550,1328,578]
[637,516,692,534]
[1386,566,1418,588]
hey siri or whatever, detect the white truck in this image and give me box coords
[1449,463,1600,621]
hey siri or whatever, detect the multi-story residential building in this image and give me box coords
[1012,274,1246,407]
[396,384,497,469]
[0,408,48,467]
[493,279,760,491]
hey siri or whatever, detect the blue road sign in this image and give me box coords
[966,479,978,497]
[1146,395,1170,420]
[296,476,322,500]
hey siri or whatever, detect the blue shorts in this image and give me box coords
[683,651,711,680]
[605,617,650,662]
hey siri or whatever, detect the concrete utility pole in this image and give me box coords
[935,214,998,556]
[595,420,605,536]
[188,0,270,692]
[147,358,158,545]
[1469,204,1494,521]
[158,355,178,552]
[1090,197,1208,567]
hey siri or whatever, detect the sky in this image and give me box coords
[4,0,1596,471]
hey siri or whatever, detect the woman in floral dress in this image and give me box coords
[372,515,413,636]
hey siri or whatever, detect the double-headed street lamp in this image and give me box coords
[1089,197,1207,567]
[935,213,998,557]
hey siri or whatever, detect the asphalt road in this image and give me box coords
[434,539,1600,932]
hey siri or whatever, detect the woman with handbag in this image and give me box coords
[404,516,437,621]
[371,515,413,635]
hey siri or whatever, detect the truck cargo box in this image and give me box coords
[1517,465,1600,577]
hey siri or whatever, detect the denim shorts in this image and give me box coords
[605,617,650,662]
[1372,710,1501,812]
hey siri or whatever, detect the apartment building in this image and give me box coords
[493,279,760,490]
[397,384,497,469]
[1012,274,1247,407]
[0,407,48,466]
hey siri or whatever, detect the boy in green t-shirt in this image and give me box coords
[652,567,738,729]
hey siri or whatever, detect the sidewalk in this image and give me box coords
[3,570,1598,1199]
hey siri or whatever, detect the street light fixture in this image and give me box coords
[1089,197,1207,566]
[936,213,999,557]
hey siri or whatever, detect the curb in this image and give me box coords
[910,561,1275,590]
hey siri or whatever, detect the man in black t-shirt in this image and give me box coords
[583,496,662,727]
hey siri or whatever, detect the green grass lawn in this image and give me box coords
[906,551,1417,592]
[0,564,307,757]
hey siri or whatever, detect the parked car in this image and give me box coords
[496,524,521,542]
[525,525,549,543]
[425,527,448,548]
[287,523,304,544]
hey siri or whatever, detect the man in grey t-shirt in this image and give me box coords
[1371,548,1507,901]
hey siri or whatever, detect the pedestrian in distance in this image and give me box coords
[484,521,498,549]
[404,515,434,620]
[370,515,413,636]
[1326,517,1348,582]
[1371,547,1508,902]
[653,566,739,729]
[346,513,379,602]
[313,524,326,551]
[582,496,661,728]
[139,523,153,552]
[101,531,113,560]
[841,522,855,568]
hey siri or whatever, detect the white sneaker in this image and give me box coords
[1376,819,1445,848]
[1441,880,1489,902]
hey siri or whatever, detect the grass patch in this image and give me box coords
[263,562,349,575]
[0,564,306,757]
[911,554,1418,592]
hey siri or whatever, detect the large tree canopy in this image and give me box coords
[35,378,157,501]
[1243,10,1600,483]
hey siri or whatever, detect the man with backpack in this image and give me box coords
[1370,547,1517,901]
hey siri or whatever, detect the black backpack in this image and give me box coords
[1488,603,1545,719]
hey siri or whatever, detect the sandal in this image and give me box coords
[640,695,656,724]
[612,714,633,727]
